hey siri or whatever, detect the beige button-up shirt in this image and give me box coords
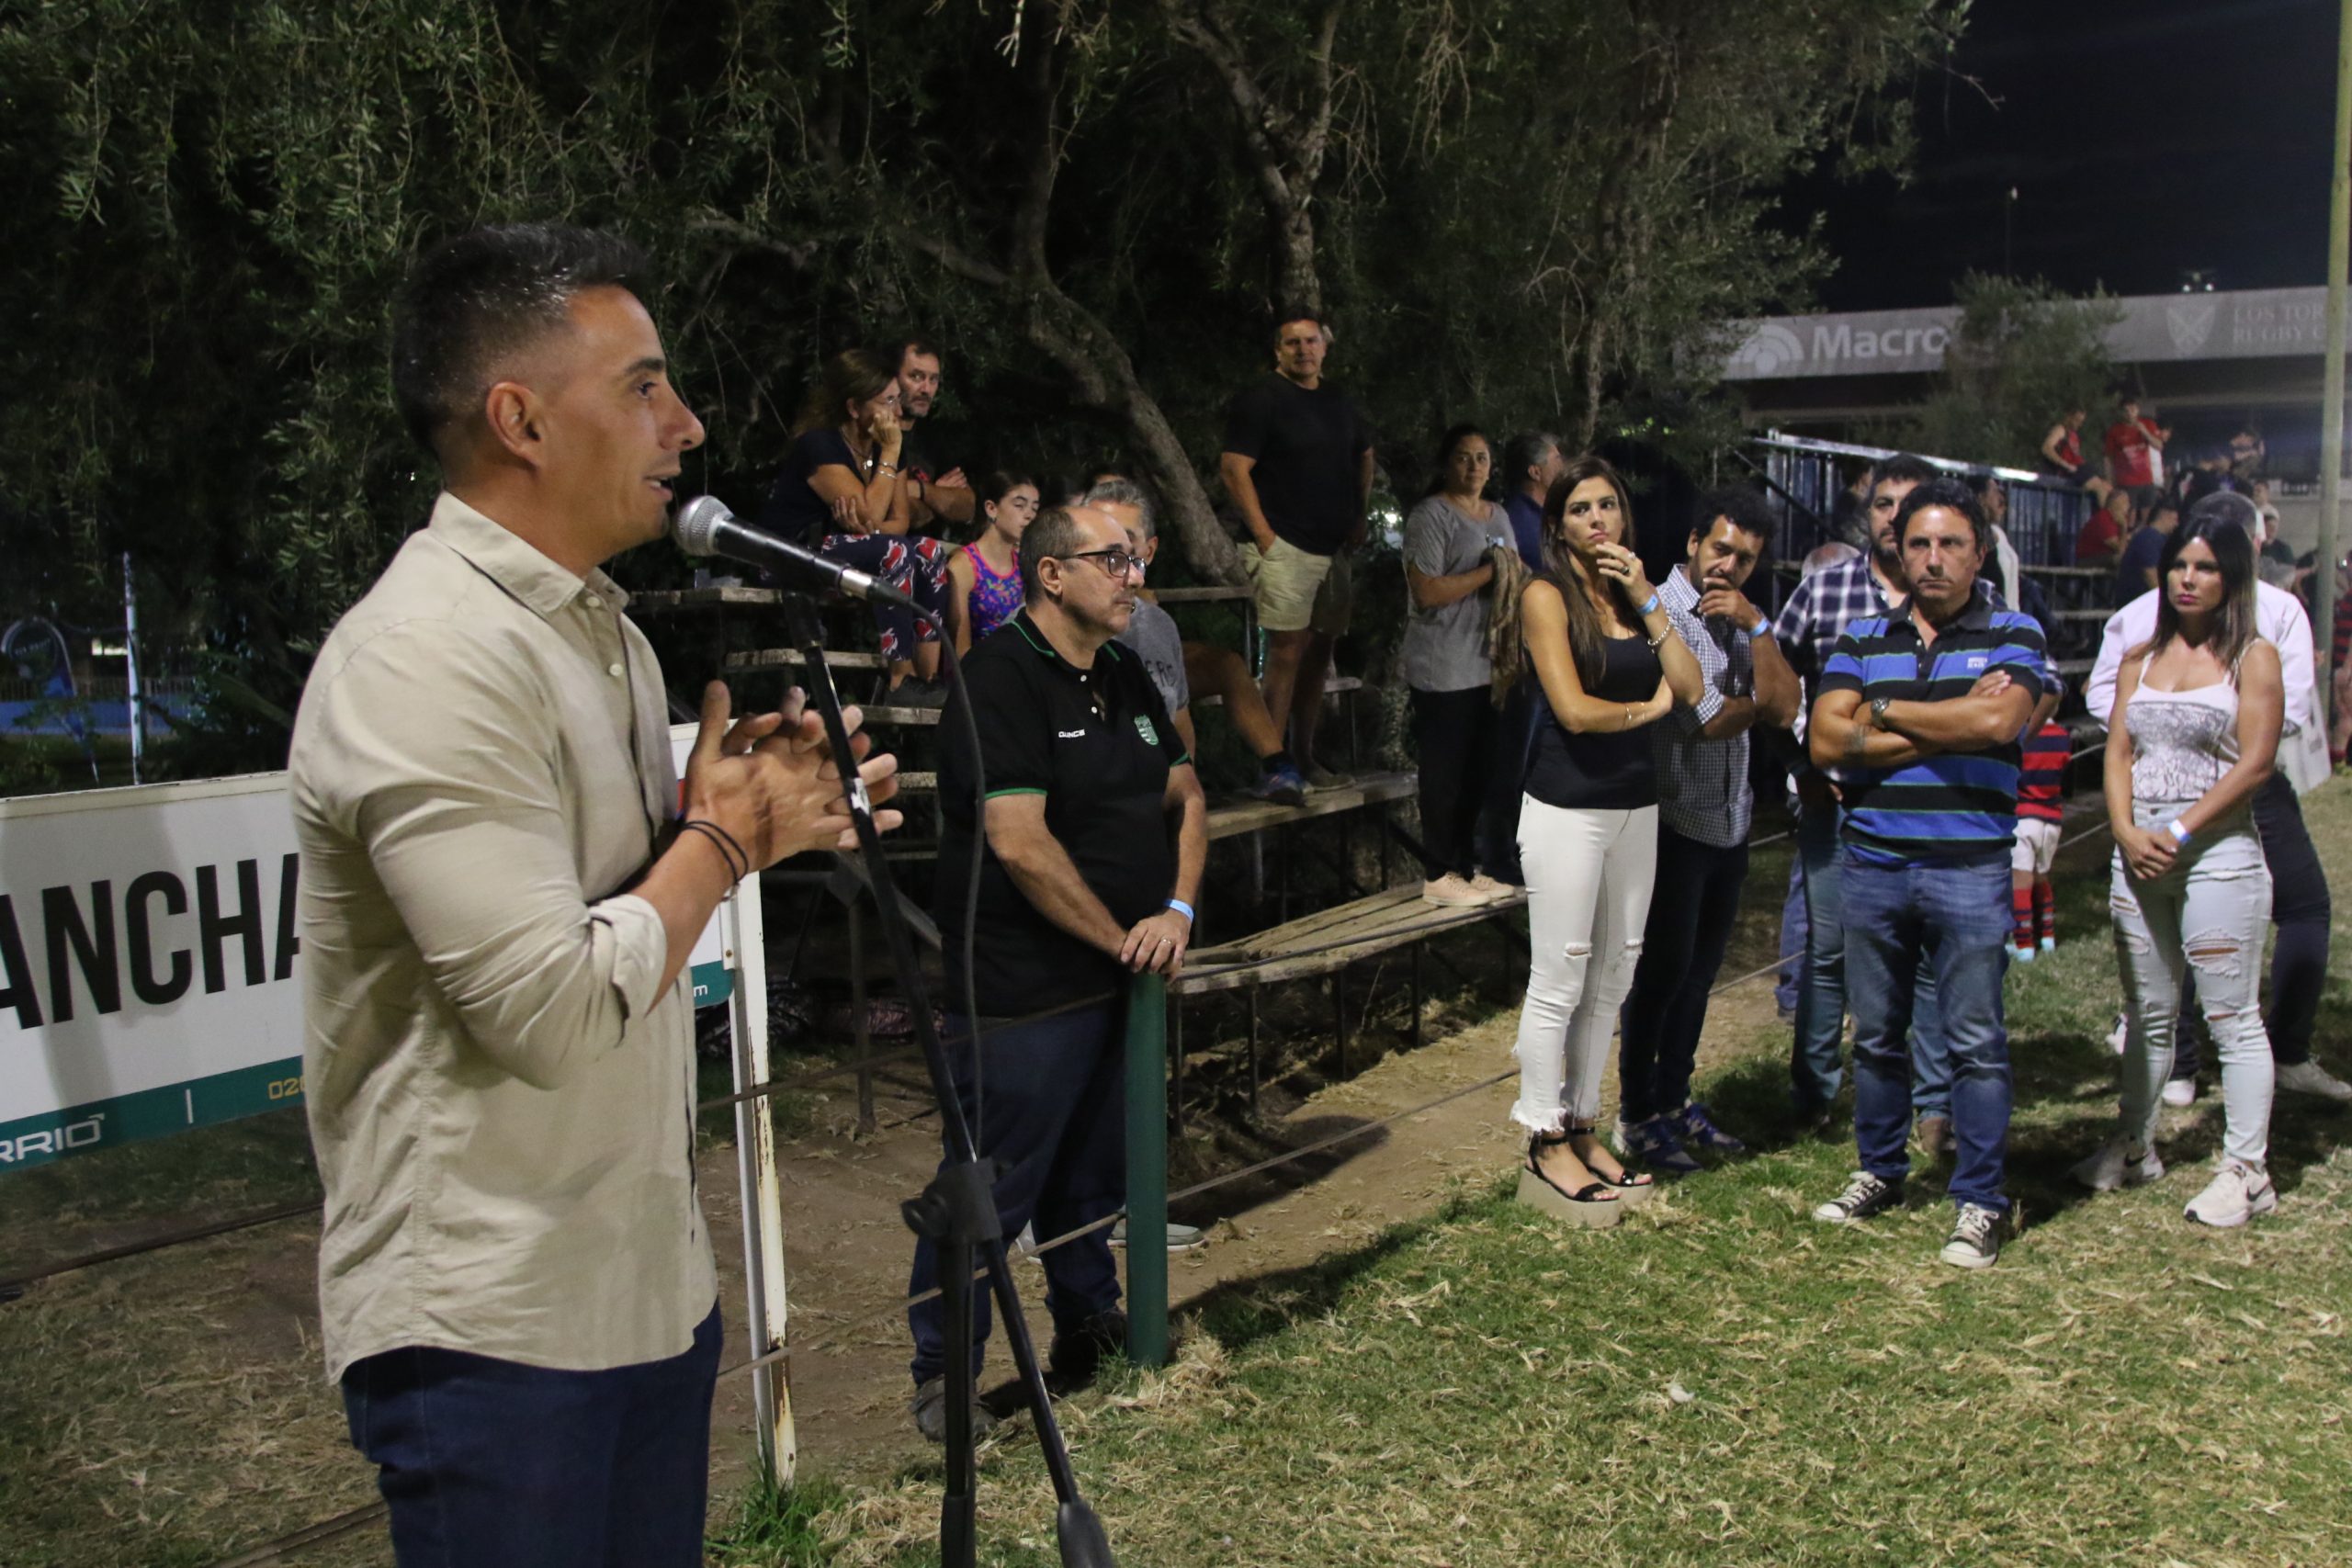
[289,492,714,1381]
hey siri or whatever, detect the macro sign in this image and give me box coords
[0,726,734,1172]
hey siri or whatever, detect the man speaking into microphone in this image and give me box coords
[288,223,899,1567]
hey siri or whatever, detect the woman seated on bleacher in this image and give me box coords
[756,348,954,707]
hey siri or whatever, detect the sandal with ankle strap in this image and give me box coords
[1567,1122,1655,1199]
[1516,1129,1625,1229]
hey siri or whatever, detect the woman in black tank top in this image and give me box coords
[1497,457,1702,1225]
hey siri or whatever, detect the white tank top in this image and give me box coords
[2123,651,2242,804]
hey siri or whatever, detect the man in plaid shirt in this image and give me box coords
[1776,454,1941,1131]
[1616,489,1800,1173]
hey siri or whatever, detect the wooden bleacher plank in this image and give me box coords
[1174,885,1523,997]
[628,585,784,611]
[1204,769,1415,841]
[863,704,944,727]
[724,648,894,671]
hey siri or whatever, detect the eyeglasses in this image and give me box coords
[1058,547,1145,580]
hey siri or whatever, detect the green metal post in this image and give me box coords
[1123,974,1170,1368]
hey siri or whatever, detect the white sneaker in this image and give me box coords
[1421,874,1486,908]
[2107,1012,2129,1056]
[1939,1202,2006,1269]
[2277,1060,2352,1103]
[2183,1160,2278,1227]
[2162,1077,2198,1108]
[2068,1136,2165,1192]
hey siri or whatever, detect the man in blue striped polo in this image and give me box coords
[1804,478,2047,1269]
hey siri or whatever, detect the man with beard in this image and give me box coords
[1614,488,1799,1173]
[1773,454,1939,1129]
[888,335,975,532]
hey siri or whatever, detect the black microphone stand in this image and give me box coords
[771,590,1114,1568]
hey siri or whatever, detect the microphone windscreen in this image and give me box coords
[674,495,733,556]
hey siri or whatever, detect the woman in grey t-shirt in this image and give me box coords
[1403,424,1518,906]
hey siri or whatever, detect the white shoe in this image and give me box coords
[1466,872,1520,903]
[1014,1221,1039,1257]
[2277,1060,2352,1103]
[2068,1136,2165,1192]
[1421,873,1486,908]
[2162,1077,2198,1108]
[2183,1160,2277,1227]
[2106,1012,2129,1056]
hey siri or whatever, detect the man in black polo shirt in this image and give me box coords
[908,503,1208,1438]
[1805,479,2046,1269]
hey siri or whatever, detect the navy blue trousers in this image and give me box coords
[340,1303,722,1568]
[909,1000,1126,1385]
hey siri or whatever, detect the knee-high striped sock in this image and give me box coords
[2011,883,2036,951]
[2035,877,2055,948]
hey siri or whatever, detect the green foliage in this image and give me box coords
[1907,272,2122,469]
[1,0,1963,783]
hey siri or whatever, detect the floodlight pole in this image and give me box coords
[2320,0,2352,731]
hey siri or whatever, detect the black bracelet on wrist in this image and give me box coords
[679,819,748,883]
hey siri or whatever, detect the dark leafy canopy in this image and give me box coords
[0,0,1960,777]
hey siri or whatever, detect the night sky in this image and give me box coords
[1789,0,2344,311]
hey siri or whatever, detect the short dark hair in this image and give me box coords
[1873,453,1939,491]
[390,223,649,460]
[889,335,944,369]
[1272,304,1323,344]
[1892,477,1986,546]
[1692,486,1775,545]
[1503,431,1562,484]
[1018,504,1086,599]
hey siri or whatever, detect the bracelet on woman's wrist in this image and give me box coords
[2166,819,2193,847]
[1636,591,1661,616]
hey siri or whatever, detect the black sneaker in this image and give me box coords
[1812,1170,1903,1224]
[1047,1307,1128,1388]
[1939,1202,2005,1269]
[910,1375,999,1444]
[894,677,949,710]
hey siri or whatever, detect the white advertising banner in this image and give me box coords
[0,724,735,1170]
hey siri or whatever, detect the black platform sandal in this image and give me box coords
[1566,1122,1656,1201]
[1515,1129,1625,1229]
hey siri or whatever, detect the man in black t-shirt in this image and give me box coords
[1220,307,1374,787]
[908,503,1208,1440]
[888,334,975,532]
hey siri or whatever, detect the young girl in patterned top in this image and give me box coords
[946,471,1038,655]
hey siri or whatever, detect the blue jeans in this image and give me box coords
[1842,851,2014,1213]
[340,1303,722,1568]
[909,1001,1126,1385]
[1792,796,1949,1114]
[1774,857,1806,1016]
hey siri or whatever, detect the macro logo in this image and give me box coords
[2167,298,2217,357]
[1728,322,1806,378]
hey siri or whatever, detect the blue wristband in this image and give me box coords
[1166,898,1196,922]
[1747,620,1771,640]
[1637,591,1661,616]
[2166,819,2192,847]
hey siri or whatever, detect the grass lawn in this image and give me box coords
[730,784,2352,1567]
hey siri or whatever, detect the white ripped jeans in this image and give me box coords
[2111,802,2274,1168]
[1510,797,1658,1133]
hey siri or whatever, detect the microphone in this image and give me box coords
[673,496,921,612]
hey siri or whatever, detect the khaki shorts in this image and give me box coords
[2011,817,2059,876]
[1244,537,1352,636]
